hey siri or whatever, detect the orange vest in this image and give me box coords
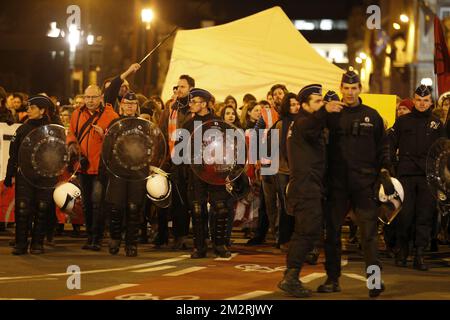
[168,103,178,158]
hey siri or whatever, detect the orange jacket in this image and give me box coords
[67,103,119,175]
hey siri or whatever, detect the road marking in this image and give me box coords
[0,298,35,300]
[225,291,273,300]
[214,253,239,261]
[0,255,190,281]
[79,284,139,296]
[300,272,326,283]
[341,256,348,266]
[132,265,176,273]
[163,267,207,277]
[343,273,367,282]
[0,278,58,284]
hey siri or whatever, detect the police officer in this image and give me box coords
[390,85,446,270]
[101,92,147,257]
[180,88,233,258]
[278,84,342,298]
[4,95,54,255]
[318,71,393,298]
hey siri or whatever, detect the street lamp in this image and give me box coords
[67,24,80,52]
[400,14,409,23]
[141,8,154,30]
[393,22,401,30]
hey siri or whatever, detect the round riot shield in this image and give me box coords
[101,118,166,181]
[18,124,79,189]
[189,120,246,185]
[426,138,450,204]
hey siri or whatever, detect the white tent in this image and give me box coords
[162,6,344,103]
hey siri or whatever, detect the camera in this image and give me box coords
[80,156,90,171]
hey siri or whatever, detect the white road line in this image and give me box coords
[0,298,36,300]
[225,291,273,300]
[0,278,58,284]
[343,273,367,282]
[341,257,348,266]
[132,265,176,273]
[123,256,190,270]
[163,267,207,277]
[300,272,326,283]
[214,253,239,261]
[79,284,139,296]
[0,255,190,281]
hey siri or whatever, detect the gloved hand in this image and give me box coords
[380,169,395,196]
[3,175,13,188]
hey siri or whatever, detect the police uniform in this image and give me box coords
[4,95,53,255]
[100,92,147,257]
[390,85,446,270]
[181,88,233,258]
[278,84,328,298]
[319,72,390,297]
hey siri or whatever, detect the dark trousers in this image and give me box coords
[397,176,436,248]
[170,164,190,238]
[14,174,54,247]
[253,184,269,239]
[79,174,104,241]
[324,176,380,280]
[276,173,294,244]
[287,197,323,269]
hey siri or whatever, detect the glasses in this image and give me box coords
[84,95,101,100]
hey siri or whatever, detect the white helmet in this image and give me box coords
[378,177,404,224]
[146,167,172,208]
[53,182,82,213]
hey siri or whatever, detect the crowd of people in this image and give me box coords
[1,62,450,298]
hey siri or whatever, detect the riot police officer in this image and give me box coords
[180,88,233,258]
[390,85,446,270]
[318,71,393,298]
[4,95,54,255]
[278,84,342,298]
[101,92,148,257]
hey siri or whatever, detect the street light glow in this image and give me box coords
[87,34,94,45]
[67,24,80,52]
[359,52,367,60]
[47,22,60,38]
[400,14,409,23]
[141,8,154,23]
[393,23,401,30]
[355,57,363,64]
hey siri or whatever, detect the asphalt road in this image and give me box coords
[0,228,449,300]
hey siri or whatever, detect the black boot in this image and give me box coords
[213,203,231,258]
[91,237,102,251]
[30,241,44,254]
[317,277,341,293]
[429,239,439,252]
[30,201,49,254]
[13,200,30,255]
[305,247,320,265]
[413,247,428,271]
[214,245,231,258]
[246,236,265,245]
[369,281,385,298]
[71,224,81,238]
[109,239,121,255]
[191,202,207,259]
[124,202,140,257]
[278,268,312,298]
[395,244,408,267]
[125,245,138,257]
[82,237,93,250]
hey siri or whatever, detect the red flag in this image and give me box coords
[434,16,450,96]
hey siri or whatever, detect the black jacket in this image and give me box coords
[390,108,446,177]
[5,117,50,180]
[326,99,390,178]
[287,107,327,201]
